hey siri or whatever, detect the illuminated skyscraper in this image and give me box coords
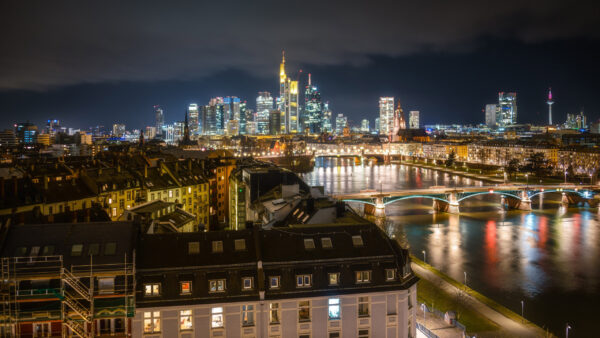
[112,124,126,137]
[498,92,517,126]
[303,74,323,133]
[269,110,281,135]
[409,111,420,129]
[278,51,299,133]
[379,97,394,135]
[485,104,498,127]
[188,103,199,137]
[202,97,225,135]
[335,114,347,135]
[361,119,370,133]
[154,105,164,135]
[547,88,554,125]
[322,102,332,133]
[15,122,37,144]
[256,92,273,135]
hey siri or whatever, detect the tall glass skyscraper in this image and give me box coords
[188,103,199,137]
[278,52,299,133]
[154,105,164,136]
[379,97,394,135]
[322,102,332,133]
[498,92,517,126]
[303,74,323,133]
[256,92,273,135]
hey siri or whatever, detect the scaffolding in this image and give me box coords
[0,254,135,337]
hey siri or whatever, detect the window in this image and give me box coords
[88,243,100,256]
[352,235,364,247]
[180,310,193,331]
[242,277,254,290]
[144,283,160,296]
[269,303,280,324]
[269,276,280,289]
[356,271,371,283]
[104,242,116,255]
[358,329,369,337]
[212,241,223,253]
[358,296,370,317]
[321,237,333,249]
[111,208,117,217]
[143,311,161,333]
[188,242,200,254]
[296,274,312,287]
[98,277,115,294]
[241,304,254,326]
[71,244,83,257]
[211,307,224,328]
[180,281,192,295]
[328,298,340,320]
[298,300,311,322]
[328,273,339,286]
[33,323,51,337]
[303,238,315,250]
[209,279,226,292]
[29,246,40,257]
[234,239,246,251]
[42,245,54,255]
[386,269,396,281]
[169,190,173,198]
[329,333,341,338]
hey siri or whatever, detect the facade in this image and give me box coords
[361,119,370,133]
[409,111,419,129]
[133,224,418,338]
[145,126,157,140]
[16,122,38,145]
[112,124,126,138]
[322,103,333,133]
[485,104,498,127]
[497,92,517,126]
[269,110,281,135]
[278,52,299,133]
[303,74,323,134]
[467,139,558,166]
[188,104,199,137]
[335,114,348,135]
[154,105,164,136]
[379,97,394,135]
[256,92,274,135]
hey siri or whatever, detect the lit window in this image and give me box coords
[242,304,254,326]
[143,311,161,333]
[328,298,340,320]
[209,279,226,292]
[358,329,370,337]
[352,235,364,247]
[321,237,333,249]
[356,271,371,283]
[386,269,396,281]
[188,187,192,194]
[298,300,311,322]
[234,239,246,251]
[358,296,370,317]
[212,241,223,253]
[296,274,312,287]
[269,303,280,324]
[242,277,253,290]
[328,273,339,286]
[180,281,192,295]
[188,242,200,254]
[303,238,315,250]
[144,283,160,296]
[71,244,83,257]
[169,190,173,198]
[180,310,193,331]
[104,242,116,255]
[211,307,224,328]
[270,276,280,289]
[111,208,117,217]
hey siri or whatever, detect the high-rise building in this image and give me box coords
[361,119,370,133]
[374,117,380,134]
[145,126,157,139]
[0,129,17,147]
[409,111,420,129]
[154,105,164,135]
[15,122,38,145]
[44,119,60,136]
[112,124,126,137]
[564,111,587,130]
[322,102,332,133]
[547,88,554,125]
[303,74,323,134]
[498,92,517,126]
[278,51,299,133]
[485,104,498,127]
[202,97,226,135]
[188,103,199,137]
[256,92,274,135]
[269,110,281,135]
[239,101,250,135]
[335,114,347,135]
[379,97,395,135]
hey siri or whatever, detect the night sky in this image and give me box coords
[1,1,599,130]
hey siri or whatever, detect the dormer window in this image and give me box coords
[234,239,246,251]
[352,235,364,247]
[356,271,371,283]
[212,241,223,253]
[296,274,312,287]
[269,276,280,289]
[386,269,396,281]
[321,237,333,249]
[188,242,200,255]
[303,239,315,250]
[242,277,254,290]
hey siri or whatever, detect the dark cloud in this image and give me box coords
[1,0,599,91]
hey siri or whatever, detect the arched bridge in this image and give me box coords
[334,185,599,215]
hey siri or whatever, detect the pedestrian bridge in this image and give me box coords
[334,184,599,215]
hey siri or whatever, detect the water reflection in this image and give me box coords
[303,158,600,334]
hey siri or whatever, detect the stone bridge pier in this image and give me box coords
[502,190,532,211]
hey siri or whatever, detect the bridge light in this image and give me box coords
[489,189,494,193]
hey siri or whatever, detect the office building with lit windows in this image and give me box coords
[409,111,419,129]
[278,52,299,133]
[188,104,199,137]
[132,223,418,338]
[256,92,273,135]
[303,74,323,133]
[379,97,395,135]
[498,92,517,126]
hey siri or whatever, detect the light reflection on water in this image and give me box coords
[303,158,600,335]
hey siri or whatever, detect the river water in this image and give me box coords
[302,157,599,337]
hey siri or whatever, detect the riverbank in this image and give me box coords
[399,161,505,184]
[411,255,553,337]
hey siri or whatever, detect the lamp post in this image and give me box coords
[521,300,524,322]
[564,171,567,184]
[566,323,571,338]
[464,271,467,286]
[422,250,426,264]
[525,174,528,188]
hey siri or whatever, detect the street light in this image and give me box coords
[564,171,568,184]
[422,250,426,263]
[521,300,524,322]
[464,271,467,286]
[525,174,528,187]
[566,323,571,338]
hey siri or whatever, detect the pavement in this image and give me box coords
[416,305,464,338]
[412,262,548,338]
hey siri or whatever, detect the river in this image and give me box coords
[302,157,599,337]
